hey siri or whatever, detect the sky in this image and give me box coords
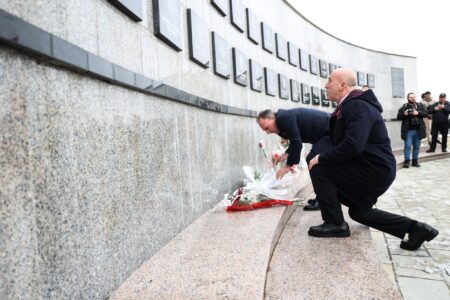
[289,0,449,99]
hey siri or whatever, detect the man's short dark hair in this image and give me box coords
[406,92,415,100]
[257,109,274,120]
[439,93,446,98]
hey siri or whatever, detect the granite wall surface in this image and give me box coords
[1,0,415,298]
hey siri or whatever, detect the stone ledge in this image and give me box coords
[110,168,313,299]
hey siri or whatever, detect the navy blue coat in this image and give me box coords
[275,108,330,166]
[318,89,396,207]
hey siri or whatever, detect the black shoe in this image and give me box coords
[412,160,420,167]
[308,222,351,238]
[425,149,435,153]
[443,149,448,153]
[400,222,439,251]
[403,160,410,168]
[307,198,317,205]
[303,199,320,211]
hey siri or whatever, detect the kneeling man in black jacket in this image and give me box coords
[307,68,438,251]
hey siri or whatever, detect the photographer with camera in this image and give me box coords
[397,92,427,168]
[426,93,450,153]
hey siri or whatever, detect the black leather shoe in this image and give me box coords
[443,149,448,153]
[400,222,439,251]
[308,222,351,238]
[426,149,435,153]
[307,198,317,205]
[412,160,420,167]
[403,160,410,168]
[303,199,320,211]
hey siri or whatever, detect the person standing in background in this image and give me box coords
[397,93,427,168]
[426,93,450,153]
[419,91,436,145]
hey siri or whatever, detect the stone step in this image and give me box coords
[109,151,449,299]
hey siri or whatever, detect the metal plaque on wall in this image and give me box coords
[212,32,230,79]
[391,67,404,98]
[264,67,277,96]
[288,42,299,67]
[278,74,289,100]
[108,0,143,21]
[153,0,182,51]
[261,22,274,53]
[230,0,245,32]
[367,73,375,88]
[291,79,301,102]
[329,63,337,74]
[275,33,287,61]
[311,86,320,105]
[187,9,209,68]
[309,55,318,75]
[321,89,330,107]
[249,59,263,92]
[210,0,228,16]
[232,48,248,86]
[357,71,367,86]
[301,83,311,104]
[299,49,309,71]
[319,59,328,78]
[246,9,260,44]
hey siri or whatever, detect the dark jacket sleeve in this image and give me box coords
[397,104,407,120]
[428,103,437,114]
[444,102,450,114]
[319,101,374,165]
[417,103,428,118]
[278,115,303,166]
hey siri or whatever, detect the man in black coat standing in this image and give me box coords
[307,68,438,251]
[397,92,427,168]
[257,108,330,210]
[426,93,450,153]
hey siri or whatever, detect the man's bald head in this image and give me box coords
[325,68,358,102]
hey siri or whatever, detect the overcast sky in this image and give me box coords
[289,0,448,99]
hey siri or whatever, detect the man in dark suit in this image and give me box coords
[307,68,438,251]
[426,93,450,153]
[257,108,330,210]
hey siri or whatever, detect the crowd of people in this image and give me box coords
[256,68,442,251]
[398,91,450,168]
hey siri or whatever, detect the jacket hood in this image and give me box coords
[344,89,383,113]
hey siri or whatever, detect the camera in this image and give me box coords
[406,108,415,115]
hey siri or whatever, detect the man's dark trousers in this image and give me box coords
[309,162,414,239]
[430,121,448,150]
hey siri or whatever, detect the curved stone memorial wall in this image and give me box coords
[0,0,417,298]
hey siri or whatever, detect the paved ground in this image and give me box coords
[371,157,450,300]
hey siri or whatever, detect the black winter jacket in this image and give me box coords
[397,102,427,140]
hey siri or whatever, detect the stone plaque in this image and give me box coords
[212,32,230,79]
[391,67,404,98]
[210,0,228,16]
[311,86,320,105]
[187,9,209,68]
[275,33,287,61]
[264,67,277,96]
[367,73,375,88]
[278,74,289,100]
[108,0,143,21]
[309,55,318,75]
[288,42,299,67]
[319,59,328,78]
[249,59,263,92]
[329,63,337,74]
[246,9,260,44]
[290,79,301,102]
[301,83,311,104]
[261,22,274,53]
[299,49,309,71]
[321,89,330,107]
[232,48,248,86]
[357,71,366,86]
[153,0,182,51]
[230,0,245,32]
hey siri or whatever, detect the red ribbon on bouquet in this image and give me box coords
[226,188,294,212]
